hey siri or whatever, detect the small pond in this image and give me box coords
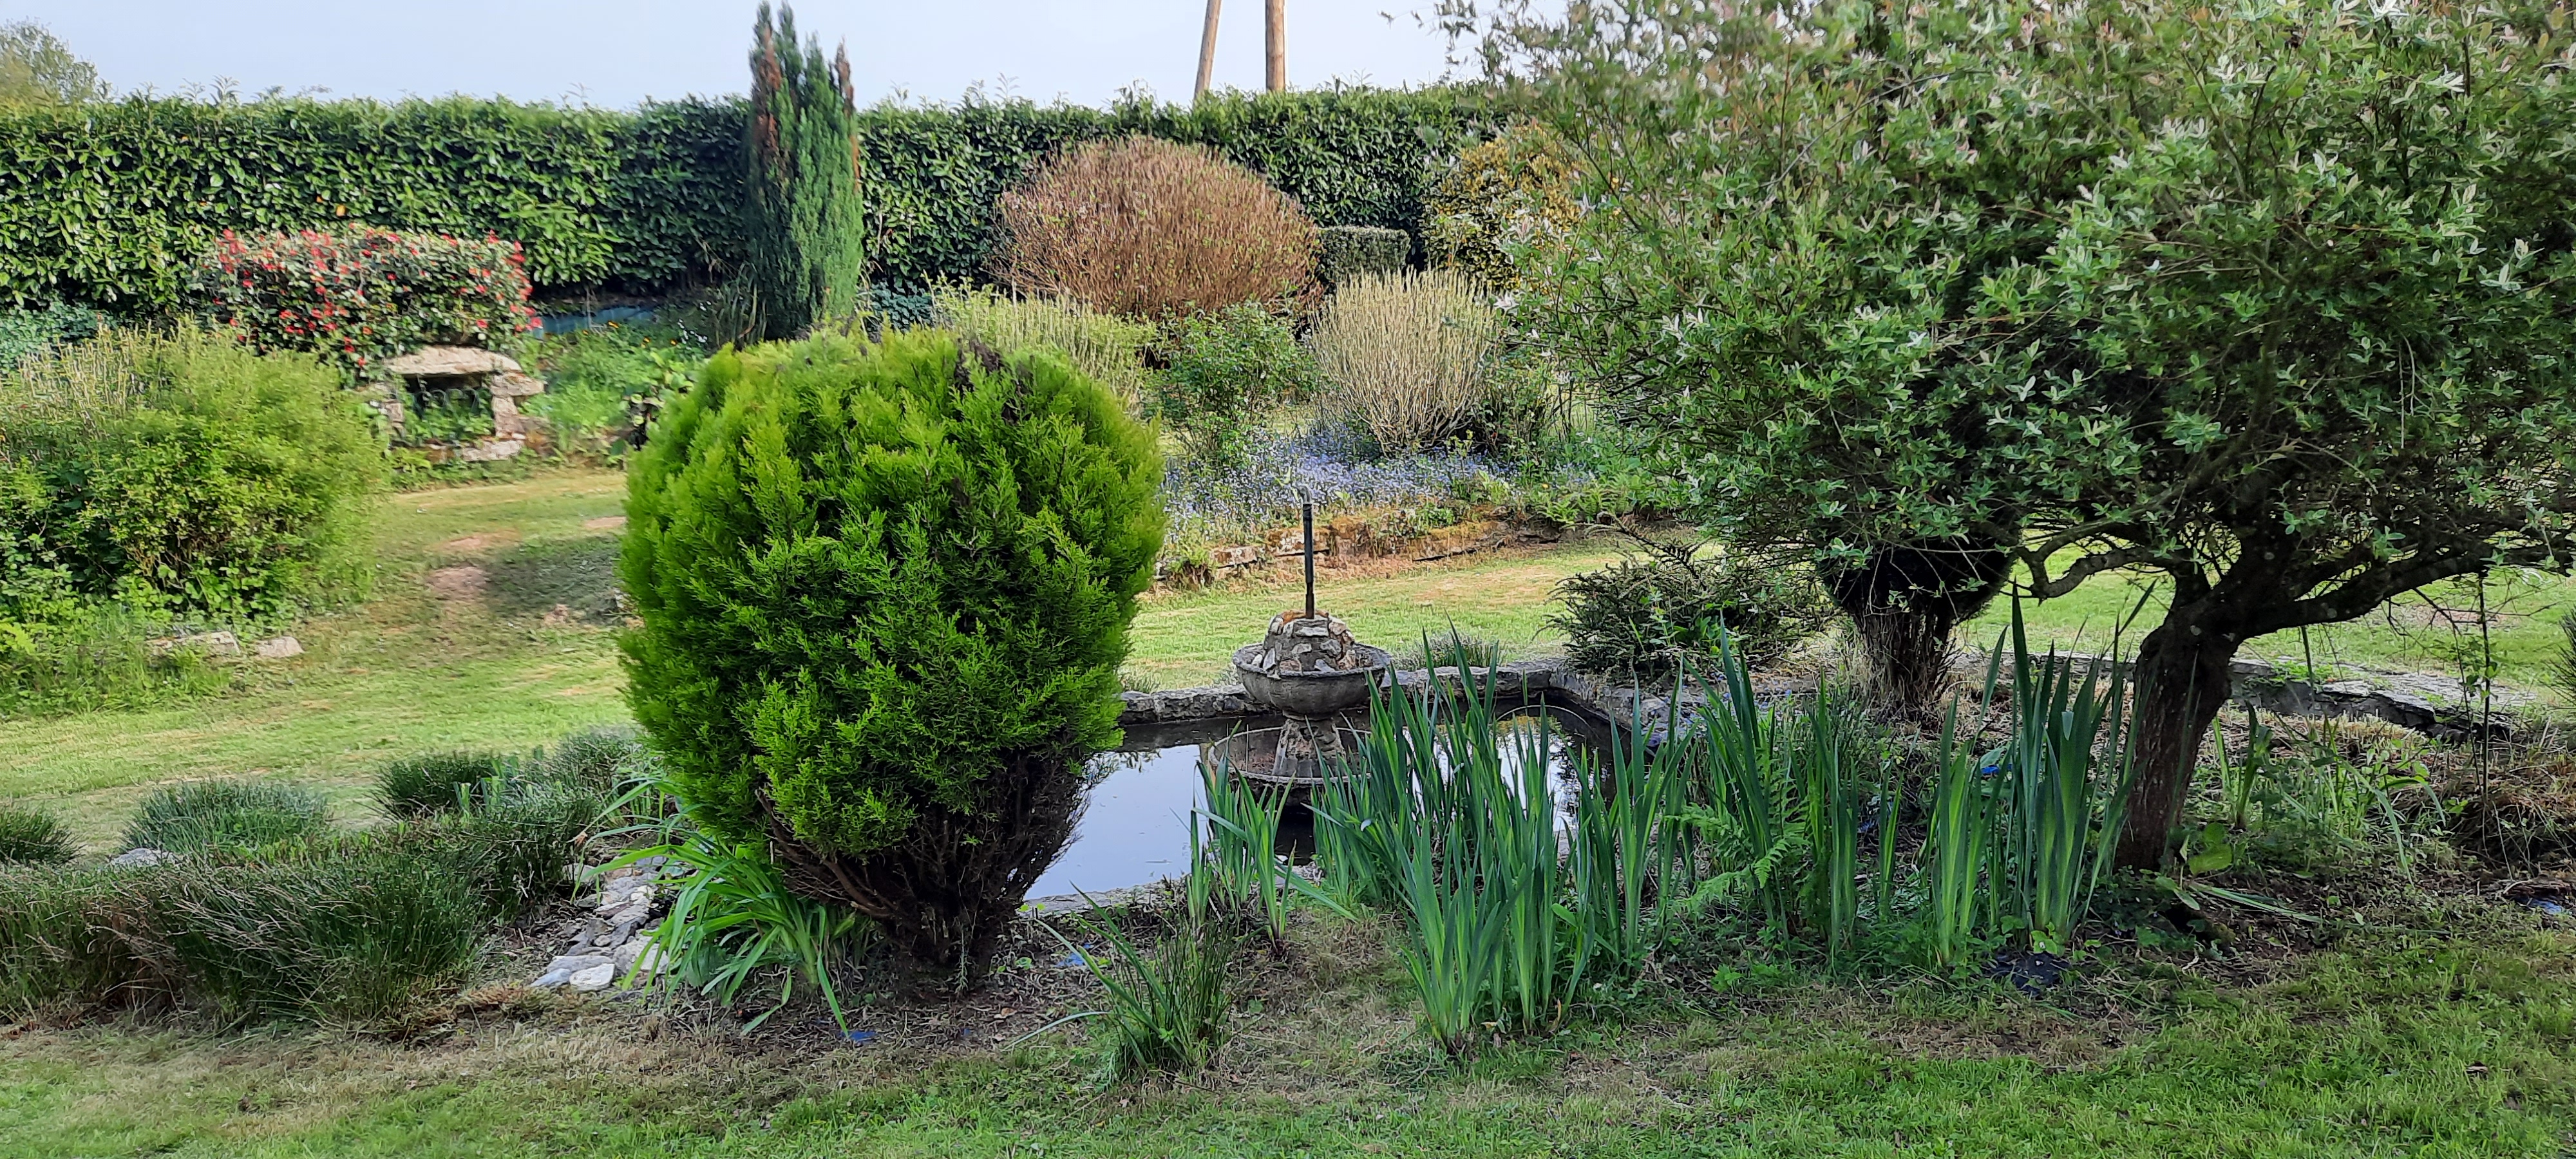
[1030,702,1608,899]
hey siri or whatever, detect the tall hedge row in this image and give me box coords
[0,88,1502,311]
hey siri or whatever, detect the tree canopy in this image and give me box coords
[1475,0,2576,865]
[0,21,104,109]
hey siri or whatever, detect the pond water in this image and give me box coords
[1029,704,1606,899]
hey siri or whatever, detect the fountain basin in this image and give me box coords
[1232,642,1393,718]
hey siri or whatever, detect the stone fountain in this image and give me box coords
[1218,503,1390,787]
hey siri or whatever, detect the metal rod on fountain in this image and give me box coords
[1302,500,1316,621]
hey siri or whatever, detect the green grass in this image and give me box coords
[0,468,1618,851]
[0,472,634,851]
[1125,544,1620,689]
[1980,564,2573,698]
[0,918,2570,1156]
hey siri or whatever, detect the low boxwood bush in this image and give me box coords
[0,803,74,864]
[623,328,1163,988]
[124,781,331,854]
[188,227,538,375]
[375,752,511,819]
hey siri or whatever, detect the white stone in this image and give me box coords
[382,346,521,377]
[567,963,616,992]
[252,636,303,659]
[109,847,178,867]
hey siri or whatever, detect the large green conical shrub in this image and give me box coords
[620,330,1164,988]
[744,3,866,339]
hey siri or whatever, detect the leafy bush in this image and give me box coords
[930,284,1154,404]
[189,227,538,375]
[1548,536,1833,681]
[0,328,384,625]
[997,136,1316,318]
[1309,270,1499,453]
[376,752,511,819]
[0,803,72,864]
[1493,0,2576,868]
[1150,303,1317,467]
[0,89,1499,310]
[0,600,231,719]
[124,781,330,854]
[1315,225,1410,288]
[622,328,1163,988]
[1422,125,1580,288]
[743,4,866,339]
[0,302,102,368]
[524,325,704,452]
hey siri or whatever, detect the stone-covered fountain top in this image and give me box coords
[1230,502,1390,717]
[1231,610,1392,717]
[1217,502,1388,787]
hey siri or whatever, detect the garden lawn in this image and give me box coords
[1978,564,2575,702]
[0,469,1617,852]
[0,918,2570,1157]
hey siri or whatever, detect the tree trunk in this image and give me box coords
[1821,542,2012,721]
[2112,612,2242,871]
[761,751,1088,995]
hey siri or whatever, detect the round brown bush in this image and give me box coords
[995,137,1316,319]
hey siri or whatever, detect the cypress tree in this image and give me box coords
[745,3,866,339]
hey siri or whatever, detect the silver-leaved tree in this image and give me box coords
[1468,0,2576,867]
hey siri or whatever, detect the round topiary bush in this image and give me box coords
[124,780,332,854]
[620,329,1164,988]
[996,135,1316,319]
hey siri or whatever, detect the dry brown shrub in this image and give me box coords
[1309,269,1499,452]
[995,136,1316,319]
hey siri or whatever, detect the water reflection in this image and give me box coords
[1030,704,1604,899]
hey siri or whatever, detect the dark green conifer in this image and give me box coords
[744,3,866,339]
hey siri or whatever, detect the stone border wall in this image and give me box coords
[1123,654,2519,741]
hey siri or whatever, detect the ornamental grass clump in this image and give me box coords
[1309,269,1498,453]
[621,328,1164,990]
[930,284,1155,404]
[124,781,330,855]
[996,136,1316,319]
[0,803,73,864]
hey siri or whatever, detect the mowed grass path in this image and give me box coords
[0,469,1616,849]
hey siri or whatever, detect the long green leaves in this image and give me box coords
[1041,820,1239,1082]
[1321,654,1688,1055]
[1993,607,2135,957]
[1197,758,1295,945]
[606,781,866,1032]
[1922,604,2138,963]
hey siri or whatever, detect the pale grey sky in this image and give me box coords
[7,1,1467,108]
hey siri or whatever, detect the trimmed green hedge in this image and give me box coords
[0,88,1502,311]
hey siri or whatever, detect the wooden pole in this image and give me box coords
[1194,0,1222,102]
[1265,0,1286,92]
[1303,501,1316,620]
